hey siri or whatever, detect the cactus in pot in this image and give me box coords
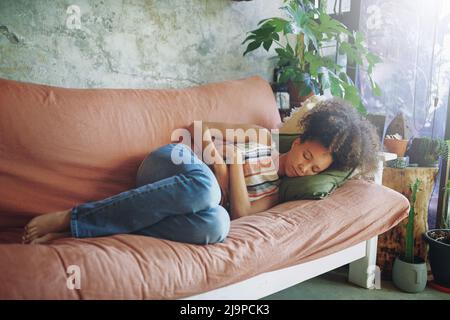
[404,178,421,263]
[392,178,427,293]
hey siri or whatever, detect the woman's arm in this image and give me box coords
[228,148,279,220]
[212,161,229,207]
[187,121,278,215]
[201,139,230,207]
[186,122,230,206]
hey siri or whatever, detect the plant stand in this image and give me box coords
[377,167,439,279]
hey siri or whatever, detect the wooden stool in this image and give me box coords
[377,166,438,279]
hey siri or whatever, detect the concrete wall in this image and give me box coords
[0,0,282,88]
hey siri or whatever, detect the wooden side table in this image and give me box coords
[377,166,439,279]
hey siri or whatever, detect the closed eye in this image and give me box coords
[303,151,311,160]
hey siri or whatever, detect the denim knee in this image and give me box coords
[200,205,230,244]
[136,147,169,187]
[137,143,197,186]
[189,167,221,209]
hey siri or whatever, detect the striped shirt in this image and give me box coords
[235,142,280,202]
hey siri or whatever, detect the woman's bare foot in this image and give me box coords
[29,232,71,244]
[22,209,72,243]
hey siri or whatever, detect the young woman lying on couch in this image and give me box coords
[22,98,380,245]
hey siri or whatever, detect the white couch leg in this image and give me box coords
[348,236,379,289]
[348,155,391,289]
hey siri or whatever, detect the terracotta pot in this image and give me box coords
[384,138,409,157]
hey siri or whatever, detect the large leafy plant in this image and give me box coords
[242,0,382,113]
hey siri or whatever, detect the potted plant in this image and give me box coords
[242,0,382,112]
[392,178,428,293]
[423,177,450,289]
[405,137,447,167]
[423,229,450,289]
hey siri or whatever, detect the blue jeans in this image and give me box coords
[70,143,230,244]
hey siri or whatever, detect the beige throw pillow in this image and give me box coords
[279,95,326,134]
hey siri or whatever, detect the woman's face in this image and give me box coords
[284,138,333,177]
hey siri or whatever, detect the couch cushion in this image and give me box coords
[0,179,409,299]
[0,77,280,227]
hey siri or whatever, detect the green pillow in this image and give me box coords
[272,133,354,202]
[278,169,354,201]
[273,133,298,153]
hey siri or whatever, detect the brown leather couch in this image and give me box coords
[0,76,409,299]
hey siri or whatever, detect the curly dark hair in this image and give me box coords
[298,98,381,176]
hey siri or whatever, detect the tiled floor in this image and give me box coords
[261,266,450,300]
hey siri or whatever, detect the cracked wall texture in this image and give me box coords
[0,0,282,88]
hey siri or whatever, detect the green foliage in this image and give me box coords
[405,178,422,263]
[407,137,447,167]
[242,0,382,113]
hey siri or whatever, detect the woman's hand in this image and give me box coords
[213,142,245,208]
[212,162,229,207]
